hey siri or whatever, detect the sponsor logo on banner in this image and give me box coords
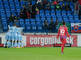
[26,35,77,47]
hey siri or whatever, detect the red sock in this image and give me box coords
[61,44,64,53]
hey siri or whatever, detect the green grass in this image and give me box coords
[0,47,81,60]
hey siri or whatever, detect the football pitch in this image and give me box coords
[0,47,81,60]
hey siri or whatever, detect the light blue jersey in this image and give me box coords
[5,31,12,47]
[17,27,23,35]
[7,41,11,48]
[18,34,22,47]
[5,31,12,41]
[18,34,22,41]
[6,26,24,48]
[5,32,9,40]
[14,33,18,47]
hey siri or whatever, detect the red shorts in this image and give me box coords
[60,38,66,44]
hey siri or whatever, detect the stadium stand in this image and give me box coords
[0,0,80,33]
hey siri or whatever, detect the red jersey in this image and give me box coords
[57,25,69,38]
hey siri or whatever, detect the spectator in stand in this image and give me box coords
[55,19,59,32]
[26,10,31,19]
[49,18,54,32]
[37,0,42,4]
[22,5,27,19]
[65,4,71,11]
[43,0,48,8]
[22,5,27,12]
[38,2,44,10]
[45,2,50,10]
[73,0,77,3]
[53,0,58,8]
[74,1,79,14]
[56,4,61,10]
[78,0,81,5]
[14,16,19,26]
[51,2,55,10]
[53,1,58,5]
[9,14,15,23]
[20,10,24,19]
[27,2,32,14]
[36,6,39,14]
[43,20,49,33]
[61,3,65,10]
[32,4,37,18]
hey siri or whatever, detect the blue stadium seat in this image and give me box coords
[2,22,8,32]
[25,1,28,5]
[53,17,56,21]
[20,1,25,6]
[32,1,36,5]
[16,9,21,14]
[37,25,43,32]
[15,2,20,6]
[63,18,68,21]
[19,19,25,27]
[41,17,45,21]
[64,20,69,23]
[69,17,73,20]
[62,10,66,14]
[6,12,11,17]
[40,10,44,14]
[47,18,51,21]
[51,9,55,12]
[45,10,50,14]
[16,6,20,9]
[51,12,55,16]
[14,0,19,2]
[3,0,8,1]
[9,0,13,2]
[25,19,30,22]
[36,14,40,19]
[25,24,31,32]
[0,5,3,9]
[74,20,80,23]
[31,21,36,25]
[45,13,50,17]
[51,15,56,18]
[4,5,10,9]
[36,18,41,22]
[40,13,44,17]
[74,18,79,20]
[31,24,37,32]
[74,14,79,18]
[36,21,41,25]
[69,20,74,23]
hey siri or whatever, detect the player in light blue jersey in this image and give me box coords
[16,27,24,35]
[9,24,17,47]
[18,34,22,48]
[14,32,18,48]
[5,32,9,47]
[6,24,24,48]
[5,30,12,48]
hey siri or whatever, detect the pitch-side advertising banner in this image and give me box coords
[26,35,77,47]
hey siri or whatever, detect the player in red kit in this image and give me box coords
[57,22,70,54]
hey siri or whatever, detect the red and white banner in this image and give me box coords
[26,35,78,47]
[71,35,77,47]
